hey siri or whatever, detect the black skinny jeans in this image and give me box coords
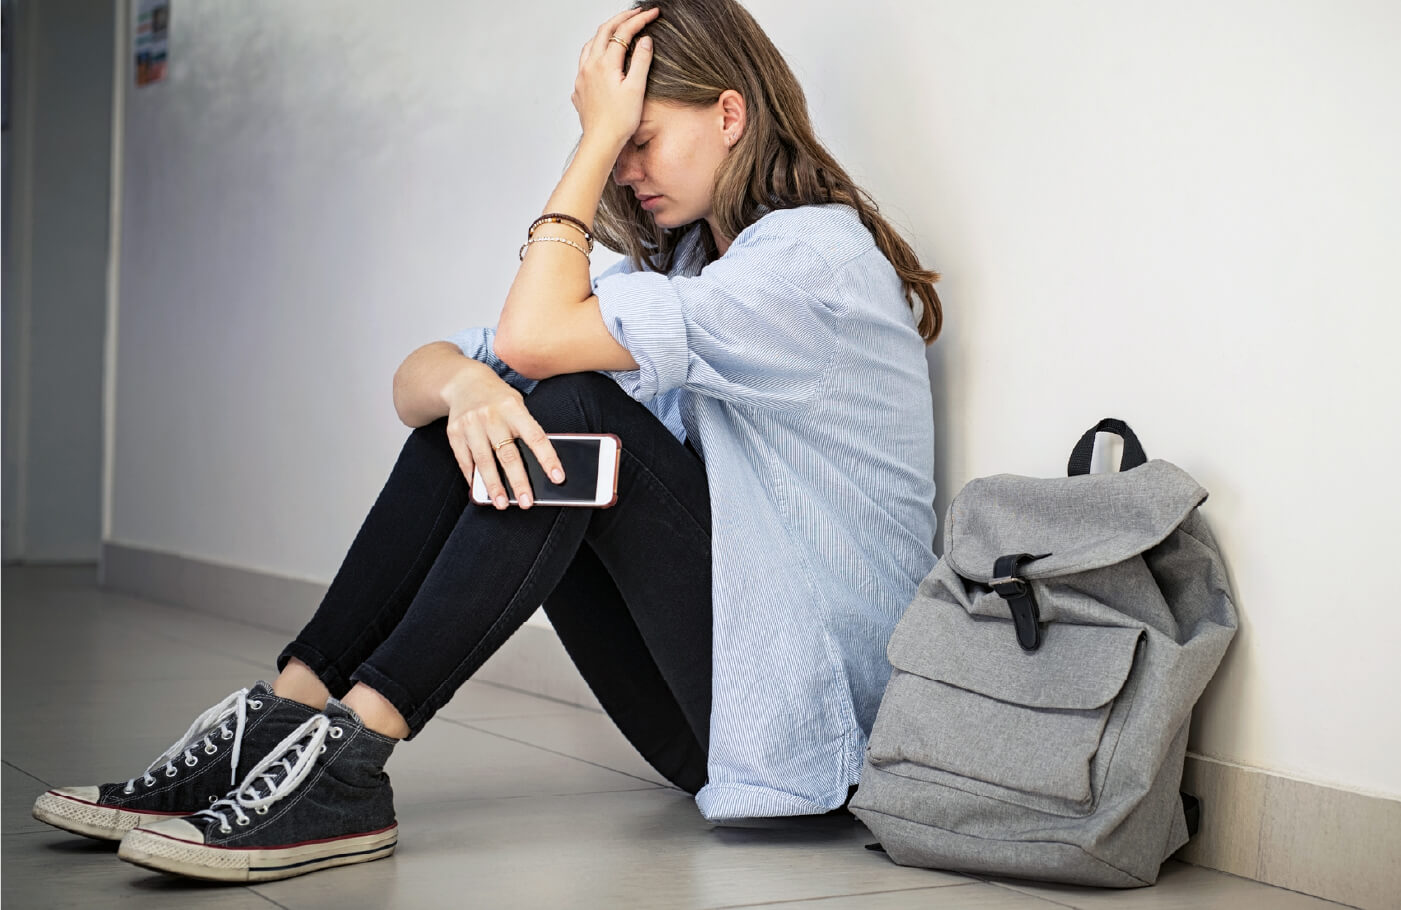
[276,372,713,794]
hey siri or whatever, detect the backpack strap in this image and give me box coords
[991,552,1052,651]
[1068,418,1149,476]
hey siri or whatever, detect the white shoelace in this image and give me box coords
[196,714,339,834]
[124,687,261,794]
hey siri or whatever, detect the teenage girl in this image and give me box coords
[34,0,942,882]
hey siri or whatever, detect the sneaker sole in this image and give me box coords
[117,823,398,882]
[32,790,186,842]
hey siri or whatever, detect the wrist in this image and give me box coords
[440,357,493,407]
[577,131,627,166]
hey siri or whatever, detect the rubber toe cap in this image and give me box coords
[135,817,207,844]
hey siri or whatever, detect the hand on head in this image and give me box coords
[572,7,660,149]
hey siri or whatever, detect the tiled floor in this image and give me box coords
[2,566,1352,909]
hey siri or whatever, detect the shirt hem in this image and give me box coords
[694,782,852,822]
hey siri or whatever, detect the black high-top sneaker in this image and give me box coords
[32,682,318,841]
[117,698,397,883]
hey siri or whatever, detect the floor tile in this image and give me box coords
[986,860,1352,909]
[463,707,672,786]
[248,788,970,910]
[2,566,1361,910]
[731,882,1068,908]
[2,675,269,786]
[434,679,595,721]
[1,581,279,684]
[4,762,55,835]
[2,831,277,910]
[375,718,665,805]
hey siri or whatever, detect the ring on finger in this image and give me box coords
[609,35,629,49]
[492,438,516,452]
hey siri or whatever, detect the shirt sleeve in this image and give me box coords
[441,326,538,395]
[592,231,842,412]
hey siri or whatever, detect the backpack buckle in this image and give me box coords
[992,553,1051,652]
[990,577,1027,596]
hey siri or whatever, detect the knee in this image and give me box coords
[524,373,618,434]
[403,417,455,467]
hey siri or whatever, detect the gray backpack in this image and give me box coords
[850,419,1237,887]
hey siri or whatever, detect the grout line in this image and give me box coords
[467,785,669,803]
[704,882,978,909]
[469,678,604,714]
[437,716,675,791]
[245,887,294,910]
[983,881,1082,909]
[3,758,52,790]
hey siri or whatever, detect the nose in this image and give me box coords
[613,146,642,186]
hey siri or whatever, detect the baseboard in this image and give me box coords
[1176,755,1399,909]
[100,542,1397,908]
[101,543,327,635]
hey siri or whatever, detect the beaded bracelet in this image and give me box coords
[519,235,591,261]
[529,212,595,253]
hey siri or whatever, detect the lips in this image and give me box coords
[636,194,662,210]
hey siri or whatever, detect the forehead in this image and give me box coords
[638,99,709,127]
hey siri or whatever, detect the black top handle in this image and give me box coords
[1067,418,1149,476]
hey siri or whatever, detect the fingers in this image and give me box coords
[446,426,478,504]
[463,421,514,510]
[609,6,659,52]
[514,419,565,490]
[487,426,537,509]
[623,34,653,85]
[590,7,659,60]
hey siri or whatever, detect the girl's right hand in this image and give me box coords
[443,361,564,510]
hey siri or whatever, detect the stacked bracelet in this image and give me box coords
[529,212,595,253]
[519,235,591,261]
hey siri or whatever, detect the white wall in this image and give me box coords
[109,0,1401,799]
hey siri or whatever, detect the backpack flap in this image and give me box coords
[877,599,1145,805]
[944,459,1208,586]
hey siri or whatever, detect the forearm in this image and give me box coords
[392,341,496,428]
[496,136,623,367]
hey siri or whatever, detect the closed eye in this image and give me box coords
[634,140,650,150]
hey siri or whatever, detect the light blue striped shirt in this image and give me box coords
[447,203,937,820]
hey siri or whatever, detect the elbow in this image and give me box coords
[494,328,557,382]
[390,364,417,427]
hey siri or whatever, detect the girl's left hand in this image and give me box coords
[572,7,659,148]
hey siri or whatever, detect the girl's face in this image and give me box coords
[612,98,732,235]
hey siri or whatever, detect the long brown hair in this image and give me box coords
[593,0,943,342]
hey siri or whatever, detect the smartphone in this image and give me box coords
[471,433,621,508]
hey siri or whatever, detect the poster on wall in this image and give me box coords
[134,0,170,86]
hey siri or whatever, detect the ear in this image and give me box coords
[718,89,747,147]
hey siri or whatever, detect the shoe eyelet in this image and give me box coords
[165,767,178,778]
[204,743,219,755]
[248,699,263,710]
[208,795,218,804]
[185,756,198,767]
[123,785,135,795]
[143,776,156,787]
[236,817,251,826]
[318,744,326,754]
[220,824,232,834]
[221,730,234,740]
[255,806,269,815]
[328,726,344,739]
